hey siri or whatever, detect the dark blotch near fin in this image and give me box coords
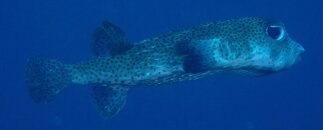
[176,41,208,73]
[91,21,133,56]
[183,55,207,73]
[176,40,193,55]
[92,85,130,119]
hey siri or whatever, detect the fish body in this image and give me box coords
[26,17,304,118]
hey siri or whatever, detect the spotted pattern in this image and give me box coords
[68,17,304,86]
[25,17,304,119]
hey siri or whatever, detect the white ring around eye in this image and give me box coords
[271,25,285,40]
[268,25,286,41]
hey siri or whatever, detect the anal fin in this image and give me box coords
[92,85,130,119]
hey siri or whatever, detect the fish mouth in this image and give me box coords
[299,45,305,54]
[294,45,305,64]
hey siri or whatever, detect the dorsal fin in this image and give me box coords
[91,21,133,56]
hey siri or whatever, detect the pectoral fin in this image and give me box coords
[92,85,130,119]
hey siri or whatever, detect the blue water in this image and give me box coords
[1,0,322,129]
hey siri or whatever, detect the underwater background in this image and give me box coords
[0,0,322,129]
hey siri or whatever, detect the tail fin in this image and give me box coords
[26,57,71,103]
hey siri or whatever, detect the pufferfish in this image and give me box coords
[26,17,305,118]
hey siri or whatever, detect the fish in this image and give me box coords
[26,17,305,118]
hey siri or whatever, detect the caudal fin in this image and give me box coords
[26,57,71,103]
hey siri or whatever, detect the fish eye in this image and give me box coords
[266,24,286,41]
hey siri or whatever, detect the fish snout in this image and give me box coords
[298,45,305,55]
[293,44,305,64]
